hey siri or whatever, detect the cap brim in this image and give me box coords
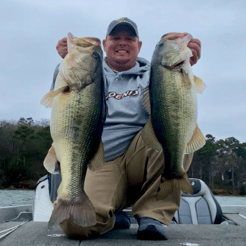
[109,22,137,36]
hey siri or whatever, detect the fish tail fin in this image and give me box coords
[48,193,97,230]
[157,174,194,200]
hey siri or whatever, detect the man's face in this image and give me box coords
[103,26,142,71]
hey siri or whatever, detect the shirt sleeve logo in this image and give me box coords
[106,88,139,100]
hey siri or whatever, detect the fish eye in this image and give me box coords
[63,86,70,93]
[92,52,100,59]
[158,43,164,47]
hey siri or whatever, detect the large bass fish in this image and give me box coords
[41,33,105,230]
[142,33,206,199]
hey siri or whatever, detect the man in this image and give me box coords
[53,17,201,240]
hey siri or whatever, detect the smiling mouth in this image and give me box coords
[116,50,128,53]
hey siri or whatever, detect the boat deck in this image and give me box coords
[0,221,246,246]
[0,205,246,246]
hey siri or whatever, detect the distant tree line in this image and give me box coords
[0,117,52,189]
[0,117,246,194]
[188,134,246,195]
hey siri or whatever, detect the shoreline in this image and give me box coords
[0,180,37,190]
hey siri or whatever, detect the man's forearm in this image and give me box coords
[50,64,60,91]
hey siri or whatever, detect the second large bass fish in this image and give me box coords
[142,33,206,199]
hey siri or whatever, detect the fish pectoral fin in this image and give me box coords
[48,193,97,230]
[142,86,151,114]
[40,86,67,108]
[194,75,206,94]
[186,124,206,154]
[140,117,162,152]
[88,141,105,172]
[157,174,194,200]
[44,144,59,174]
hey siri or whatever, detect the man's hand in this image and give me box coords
[56,37,68,58]
[163,32,201,66]
[188,38,201,66]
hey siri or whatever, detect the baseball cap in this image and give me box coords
[106,17,139,38]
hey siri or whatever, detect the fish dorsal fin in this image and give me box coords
[44,144,59,174]
[88,141,105,172]
[194,75,206,94]
[186,124,206,153]
[142,86,151,114]
[40,86,67,108]
[140,117,162,152]
[67,32,76,53]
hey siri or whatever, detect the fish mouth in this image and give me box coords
[172,60,185,68]
[161,60,185,69]
[76,37,101,47]
[161,32,190,40]
[161,33,193,47]
[85,37,101,46]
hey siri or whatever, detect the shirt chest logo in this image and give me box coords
[106,88,139,100]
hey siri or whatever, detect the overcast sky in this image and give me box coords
[1,0,245,143]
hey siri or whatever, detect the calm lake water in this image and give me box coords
[0,190,35,207]
[0,190,245,207]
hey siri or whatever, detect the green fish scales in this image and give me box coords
[150,63,197,179]
[51,84,104,198]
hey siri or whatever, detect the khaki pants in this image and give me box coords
[60,127,193,237]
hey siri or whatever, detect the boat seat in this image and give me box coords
[33,174,60,222]
[36,173,61,202]
[173,178,223,224]
[47,173,62,203]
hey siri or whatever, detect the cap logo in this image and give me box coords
[117,18,128,23]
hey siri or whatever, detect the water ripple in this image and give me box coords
[0,190,35,207]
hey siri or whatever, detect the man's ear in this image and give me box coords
[138,40,142,53]
[103,39,107,52]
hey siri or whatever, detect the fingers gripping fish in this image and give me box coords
[41,33,105,232]
[142,34,206,199]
